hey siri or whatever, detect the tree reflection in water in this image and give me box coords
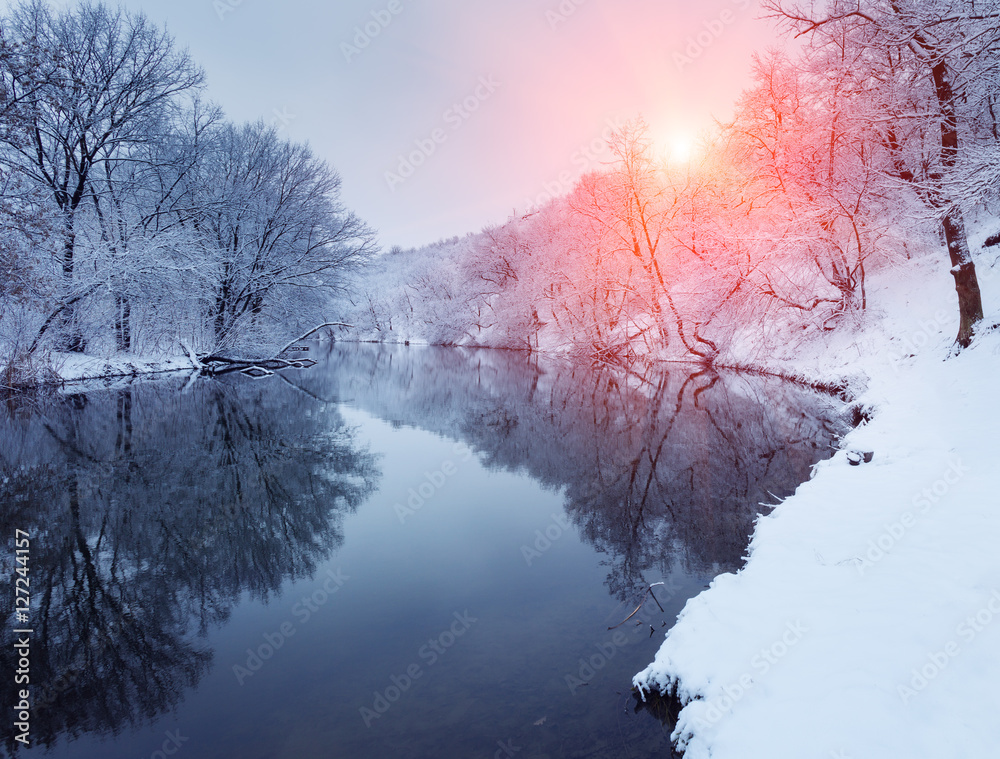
[0,345,844,754]
[313,344,845,602]
[0,377,379,753]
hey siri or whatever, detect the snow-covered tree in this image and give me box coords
[0,0,204,352]
[764,0,999,346]
[195,121,376,351]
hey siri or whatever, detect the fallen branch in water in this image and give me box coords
[608,582,666,631]
[196,322,351,378]
[196,354,316,377]
[179,339,202,370]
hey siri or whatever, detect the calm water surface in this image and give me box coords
[0,344,846,758]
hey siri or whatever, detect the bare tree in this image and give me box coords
[723,51,896,328]
[196,121,377,351]
[764,0,999,346]
[84,99,221,351]
[0,23,57,309]
[0,0,203,352]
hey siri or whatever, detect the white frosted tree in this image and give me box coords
[194,121,377,352]
[764,0,999,346]
[0,0,204,352]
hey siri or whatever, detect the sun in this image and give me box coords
[650,125,696,165]
[666,134,693,164]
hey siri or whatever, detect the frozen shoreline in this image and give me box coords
[45,352,199,386]
[35,341,854,395]
[633,245,1000,757]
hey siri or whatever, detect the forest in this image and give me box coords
[1,0,376,386]
[347,1,1000,366]
[4,0,1000,379]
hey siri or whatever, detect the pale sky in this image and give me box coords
[21,0,781,248]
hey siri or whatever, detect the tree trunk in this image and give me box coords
[930,60,984,348]
[214,290,229,344]
[115,294,132,353]
[942,209,983,348]
[58,213,86,353]
[116,389,133,457]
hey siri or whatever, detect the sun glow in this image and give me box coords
[650,126,696,167]
[666,134,694,164]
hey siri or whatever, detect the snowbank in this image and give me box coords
[634,241,1000,757]
[48,352,197,384]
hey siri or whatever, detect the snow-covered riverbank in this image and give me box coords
[33,352,198,386]
[52,353,196,383]
[634,240,1000,757]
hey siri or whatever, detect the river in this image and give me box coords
[0,343,846,758]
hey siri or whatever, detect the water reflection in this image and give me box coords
[0,345,844,756]
[308,345,844,600]
[0,378,378,753]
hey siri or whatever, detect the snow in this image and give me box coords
[633,232,1000,758]
[48,351,197,384]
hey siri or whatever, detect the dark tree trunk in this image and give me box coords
[214,286,229,344]
[941,210,983,348]
[115,294,132,353]
[116,389,133,457]
[58,228,86,353]
[56,193,87,353]
[929,60,984,348]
